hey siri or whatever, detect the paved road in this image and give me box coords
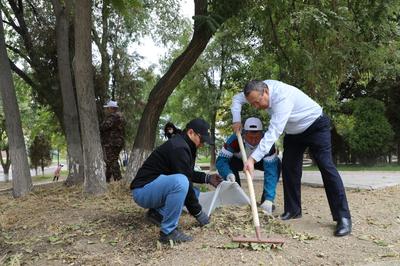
[249,170,400,190]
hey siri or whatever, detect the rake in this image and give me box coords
[231,132,285,245]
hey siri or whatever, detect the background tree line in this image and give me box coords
[0,0,399,198]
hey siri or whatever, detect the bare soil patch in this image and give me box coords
[1,181,399,265]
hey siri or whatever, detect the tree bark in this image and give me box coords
[51,0,85,186]
[125,0,214,183]
[74,0,107,195]
[0,11,32,197]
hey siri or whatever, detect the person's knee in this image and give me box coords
[315,156,336,171]
[170,174,189,192]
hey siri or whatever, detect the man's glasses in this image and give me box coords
[195,132,204,143]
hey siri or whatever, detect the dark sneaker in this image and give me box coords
[159,228,193,243]
[146,209,163,226]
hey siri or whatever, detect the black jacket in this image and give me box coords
[130,133,207,216]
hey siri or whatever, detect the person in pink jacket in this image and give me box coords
[53,164,64,181]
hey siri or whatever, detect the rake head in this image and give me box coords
[232,226,285,244]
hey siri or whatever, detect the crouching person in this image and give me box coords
[216,117,281,214]
[130,118,222,243]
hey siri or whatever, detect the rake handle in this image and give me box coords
[236,132,261,230]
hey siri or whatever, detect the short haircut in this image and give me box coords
[243,80,268,97]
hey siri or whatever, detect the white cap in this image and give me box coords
[244,117,263,131]
[103,100,118,108]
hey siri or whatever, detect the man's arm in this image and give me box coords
[231,92,248,123]
[251,98,294,162]
[215,134,237,179]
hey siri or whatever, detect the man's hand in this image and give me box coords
[208,174,222,188]
[232,122,242,133]
[227,173,236,182]
[244,157,256,176]
[195,211,209,226]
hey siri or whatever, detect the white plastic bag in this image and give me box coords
[198,181,250,217]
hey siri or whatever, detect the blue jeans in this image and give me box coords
[261,156,281,202]
[228,156,280,202]
[132,174,189,234]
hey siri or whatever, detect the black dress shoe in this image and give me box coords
[335,217,352,236]
[280,211,302,220]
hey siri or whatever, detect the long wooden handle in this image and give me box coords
[236,132,260,228]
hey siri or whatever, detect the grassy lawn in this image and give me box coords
[0,170,69,190]
[196,156,211,164]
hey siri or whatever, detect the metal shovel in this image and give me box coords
[231,132,284,245]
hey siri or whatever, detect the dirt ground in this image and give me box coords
[0,181,399,265]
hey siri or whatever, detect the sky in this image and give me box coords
[132,0,194,70]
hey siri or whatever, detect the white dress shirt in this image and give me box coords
[231,80,322,162]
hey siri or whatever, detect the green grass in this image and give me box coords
[196,156,211,164]
[31,170,68,182]
[303,164,400,171]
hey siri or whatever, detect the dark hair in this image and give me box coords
[164,122,181,139]
[243,80,268,97]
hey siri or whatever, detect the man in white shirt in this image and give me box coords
[231,80,351,237]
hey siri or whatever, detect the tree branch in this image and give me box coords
[1,5,20,33]
[9,60,36,88]
[5,44,32,64]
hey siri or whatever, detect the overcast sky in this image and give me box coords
[134,0,194,70]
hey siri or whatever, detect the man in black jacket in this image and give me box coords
[130,118,222,243]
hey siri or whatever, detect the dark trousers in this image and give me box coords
[282,114,351,221]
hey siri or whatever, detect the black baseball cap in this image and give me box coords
[185,118,213,145]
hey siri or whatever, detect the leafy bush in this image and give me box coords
[348,98,394,165]
[29,134,52,174]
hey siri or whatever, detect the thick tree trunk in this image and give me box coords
[74,0,107,195]
[0,12,32,197]
[125,0,214,183]
[52,0,85,186]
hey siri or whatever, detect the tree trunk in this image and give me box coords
[125,0,213,184]
[52,0,85,186]
[0,12,32,197]
[73,0,107,195]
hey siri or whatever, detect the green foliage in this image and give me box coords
[29,134,52,172]
[348,98,394,165]
[116,68,158,146]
